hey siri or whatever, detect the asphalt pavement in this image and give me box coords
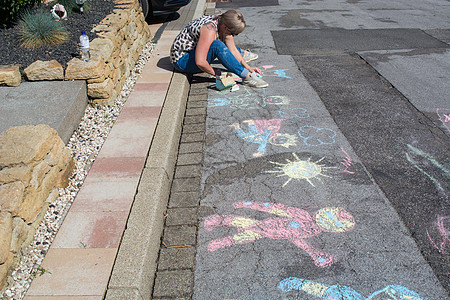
[150,0,450,299]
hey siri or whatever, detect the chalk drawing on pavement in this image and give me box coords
[209,91,290,110]
[204,202,355,267]
[427,215,449,254]
[337,147,355,174]
[266,153,334,187]
[298,126,337,146]
[269,133,297,149]
[231,119,297,157]
[405,144,450,197]
[263,69,293,79]
[437,108,450,133]
[278,277,423,299]
[279,107,309,119]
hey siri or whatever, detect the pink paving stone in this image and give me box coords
[106,113,158,139]
[125,89,167,107]
[25,248,116,296]
[137,71,172,84]
[69,179,138,212]
[25,296,102,299]
[132,82,169,91]
[87,157,145,179]
[96,136,151,158]
[51,211,129,248]
[116,106,162,121]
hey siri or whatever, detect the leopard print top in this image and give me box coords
[170,15,218,64]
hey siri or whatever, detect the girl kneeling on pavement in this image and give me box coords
[170,9,268,88]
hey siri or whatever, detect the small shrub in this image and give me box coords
[16,9,69,49]
[0,0,43,28]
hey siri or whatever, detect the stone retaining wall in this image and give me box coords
[0,0,151,105]
[0,125,74,287]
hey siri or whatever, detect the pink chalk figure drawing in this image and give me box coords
[337,147,355,174]
[426,215,449,254]
[267,153,335,187]
[231,119,297,157]
[204,202,355,267]
[436,108,450,133]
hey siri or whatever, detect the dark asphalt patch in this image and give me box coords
[216,0,278,8]
[272,28,450,55]
[293,53,450,293]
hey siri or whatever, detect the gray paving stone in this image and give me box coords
[185,107,207,116]
[178,142,204,154]
[177,152,203,165]
[184,115,206,125]
[158,247,196,270]
[163,226,197,247]
[169,191,201,208]
[153,270,193,298]
[175,164,202,179]
[187,95,208,102]
[180,132,205,143]
[182,123,206,134]
[166,207,198,226]
[172,177,201,193]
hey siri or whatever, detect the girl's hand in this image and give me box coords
[248,66,262,75]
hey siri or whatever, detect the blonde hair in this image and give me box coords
[218,10,246,36]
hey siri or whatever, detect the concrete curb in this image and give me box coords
[106,71,190,299]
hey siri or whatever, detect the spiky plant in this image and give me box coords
[16,9,69,49]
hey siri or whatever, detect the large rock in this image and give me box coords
[88,78,114,98]
[0,212,12,264]
[0,125,58,168]
[0,251,13,288]
[0,181,25,216]
[0,166,32,184]
[65,58,105,80]
[10,217,33,254]
[23,60,64,81]
[90,38,115,61]
[0,64,21,87]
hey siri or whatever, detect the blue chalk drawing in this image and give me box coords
[405,144,450,197]
[274,69,292,79]
[279,108,309,119]
[298,126,337,146]
[278,277,422,300]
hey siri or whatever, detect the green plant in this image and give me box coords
[31,267,52,277]
[16,8,69,49]
[0,0,43,28]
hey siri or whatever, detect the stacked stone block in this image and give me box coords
[0,125,74,287]
[0,0,151,105]
[65,0,151,105]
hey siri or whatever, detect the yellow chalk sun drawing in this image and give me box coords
[267,153,334,187]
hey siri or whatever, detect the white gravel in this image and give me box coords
[1,41,156,300]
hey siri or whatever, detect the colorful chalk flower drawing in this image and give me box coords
[436,108,450,133]
[266,153,334,187]
[298,126,337,146]
[204,202,355,267]
[278,277,422,300]
[231,119,297,157]
[427,215,449,254]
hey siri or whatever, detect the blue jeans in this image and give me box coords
[173,40,249,78]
